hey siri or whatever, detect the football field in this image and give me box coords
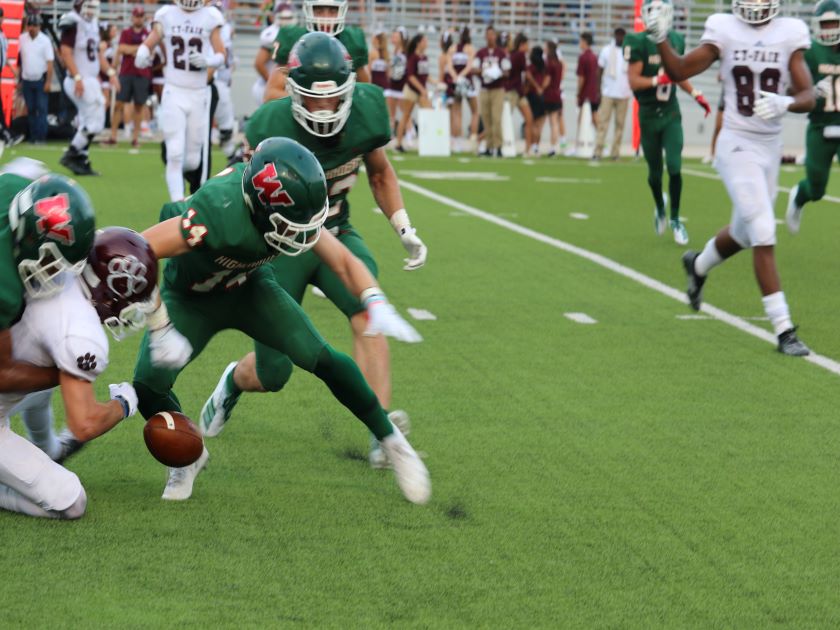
[3,144,840,627]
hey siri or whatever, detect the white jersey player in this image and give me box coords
[646,0,814,356]
[135,0,225,201]
[209,1,237,161]
[252,2,296,106]
[58,0,119,177]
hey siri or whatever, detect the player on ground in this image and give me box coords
[646,0,814,355]
[134,0,226,201]
[624,0,711,245]
[253,2,296,106]
[2,227,160,521]
[132,137,430,504]
[58,0,120,176]
[202,33,427,469]
[786,0,840,233]
[263,0,370,101]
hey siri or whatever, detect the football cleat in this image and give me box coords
[671,219,689,245]
[786,185,803,235]
[369,410,411,469]
[161,447,209,501]
[53,428,85,465]
[654,193,668,236]
[380,425,430,504]
[777,327,810,356]
[682,250,706,311]
[200,362,241,437]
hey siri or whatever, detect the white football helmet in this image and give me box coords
[275,2,297,26]
[732,0,779,25]
[303,0,348,35]
[73,0,100,21]
[176,0,204,12]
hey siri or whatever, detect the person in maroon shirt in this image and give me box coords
[107,4,151,147]
[526,45,549,155]
[395,33,430,151]
[474,25,510,156]
[544,39,565,156]
[505,33,533,156]
[576,32,599,128]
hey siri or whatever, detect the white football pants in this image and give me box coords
[62,76,106,136]
[160,83,211,201]
[214,79,235,132]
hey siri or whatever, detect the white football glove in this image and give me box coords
[643,1,673,44]
[109,382,138,419]
[149,323,193,369]
[362,291,422,343]
[135,44,152,69]
[816,76,833,100]
[753,91,794,121]
[188,51,208,69]
[399,227,428,271]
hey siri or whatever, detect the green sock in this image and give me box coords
[668,174,682,221]
[795,180,811,207]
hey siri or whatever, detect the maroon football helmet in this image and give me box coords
[81,227,158,340]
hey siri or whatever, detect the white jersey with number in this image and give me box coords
[59,12,101,79]
[155,4,223,90]
[701,13,810,136]
[0,278,108,423]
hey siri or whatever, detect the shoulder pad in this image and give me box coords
[58,12,80,30]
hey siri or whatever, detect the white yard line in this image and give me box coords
[564,312,598,324]
[398,178,840,377]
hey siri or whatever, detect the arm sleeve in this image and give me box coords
[350,30,368,71]
[272,26,297,65]
[625,36,644,63]
[598,46,608,68]
[577,57,584,77]
[244,105,270,148]
[59,24,77,48]
[790,19,811,52]
[804,46,818,78]
[362,85,392,148]
[700,14,726,55]
[177,189,226,250]
[259,27,276,50]
[57,333,109,382]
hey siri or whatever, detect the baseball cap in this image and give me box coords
[24,14,40,26]
[131,5,144,17]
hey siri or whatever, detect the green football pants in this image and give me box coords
[640,112,684,217]
[795,124,840,206]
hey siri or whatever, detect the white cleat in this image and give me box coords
[654,193,668,236]
[380,426,430,504]
[671,219,689,246]
[161,447,209,501]
[200,362,240,437]
[369,410,412,469]
[786,184,803,235]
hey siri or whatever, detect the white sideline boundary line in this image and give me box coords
[398,179,840,377]
[683,168,840,204]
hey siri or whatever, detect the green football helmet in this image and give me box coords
[287,31,356,138]
[242,137,329,256]
[814,0,840,45]
[8,174,96,298]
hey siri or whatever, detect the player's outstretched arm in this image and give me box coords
[657,41,717,82]
[59,373,137,442]
[142,217,192,260]
[0,329,59,393]
[364,148,427,270]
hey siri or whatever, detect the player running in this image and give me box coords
[624,0,711,245]
[263,0,370,101]
[0,227,160,520]
[132,137,430,505]
[646,0,814,355]
[786,0,840,234]
[134,0,226,201]
[58,0,120,177]
[201,33,427,469]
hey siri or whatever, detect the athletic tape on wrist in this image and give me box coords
[389,209,412,235]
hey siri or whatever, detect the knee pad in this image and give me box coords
[59,486,87,520]
[255,353,294,392]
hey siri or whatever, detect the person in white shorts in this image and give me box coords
[58,0,119,176]
[645,0,815,356]
[253,2,296,107]
[209,1,237,163]
[0,227,160,520]
[135,0,225,201]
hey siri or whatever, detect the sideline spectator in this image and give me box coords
[594,27,631,160]
[18,13,53,143]
[475,25,509,157]
[576,32,599,127]
[439,30,458,140]
[0,7,21,145]
[526,44,548,155]
[109,5,151,147]
[450,26,479,151]
[506,32,533,156]
[369,29,390,93]
[544,39,564,156]
[385,26,407,135]
[395,32,430,151]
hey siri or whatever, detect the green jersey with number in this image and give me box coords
[805,40,840,127]
[272,25,369,71]
[160,163,277,295]
[245,83,390,231]
[624,31,685,115]
[0,173,31,328]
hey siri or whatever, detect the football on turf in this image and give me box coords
[143,411,204,467]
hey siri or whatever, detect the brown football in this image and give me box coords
[143,411,204,467]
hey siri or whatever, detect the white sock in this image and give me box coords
[0,484,57,519]
[70,130,88,152]
[762,291,793,336]
[694,238,723,277]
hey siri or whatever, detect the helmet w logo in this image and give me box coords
[251,163,295,208]
[34,194,75,246]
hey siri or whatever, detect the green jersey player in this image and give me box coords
[264,0,370,101]
[201,32,427,470]
[786,0,840,233]
[132,137,430,505]
[0,159,97,394]
[624,0,711,245]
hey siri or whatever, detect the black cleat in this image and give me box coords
[73,156,99,176]
[53,428,85,465]
[681,250,706,311]
[777,327,810,357]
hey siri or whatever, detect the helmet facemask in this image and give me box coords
[262,199,328,256]
[18,242,85,299]
[175,0,203,12]
[815,12,840,45]
[732,0,779,25]
[287,73,356,138]
[303,0,347,35]
[77,0,100,21]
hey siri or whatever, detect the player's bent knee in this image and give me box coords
[59,487,87,520]
[255,356,293,392]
